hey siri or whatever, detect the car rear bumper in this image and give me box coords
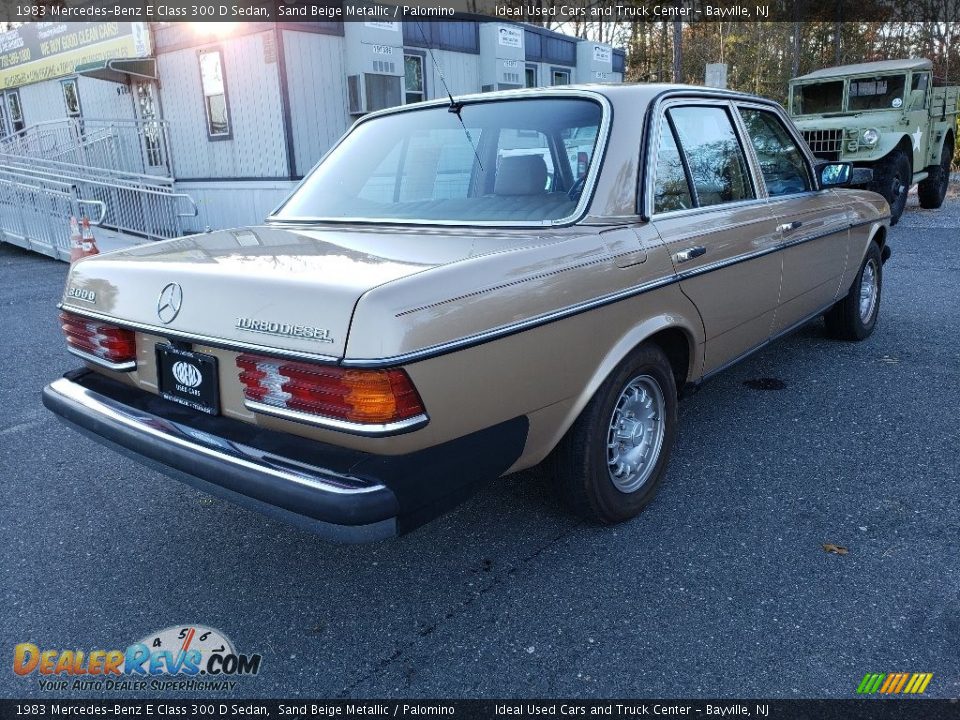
[42,369,528,543]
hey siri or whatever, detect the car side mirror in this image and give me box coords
[818,162,853,187]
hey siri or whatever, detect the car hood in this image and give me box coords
[59,224,557,359]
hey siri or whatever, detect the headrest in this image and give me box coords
[495,154,548,196]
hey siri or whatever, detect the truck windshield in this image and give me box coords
[848,74,906,111]
[271,97,604,225]
[792,81,844,115]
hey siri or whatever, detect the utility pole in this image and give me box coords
[791,21,800,78]
[834,20,841,64]
[673,20,682,82]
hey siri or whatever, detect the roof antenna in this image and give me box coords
[415,21,483,170]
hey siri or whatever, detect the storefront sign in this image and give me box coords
[0,22,151,90]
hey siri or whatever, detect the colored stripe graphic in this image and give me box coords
[879,674,896,693]
[857,672,933,694]
[892,673,909,693]
[857,673,885,694]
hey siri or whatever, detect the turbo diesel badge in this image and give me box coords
[236,317,334,343]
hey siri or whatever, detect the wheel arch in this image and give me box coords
[530,315,701,468]
[940,127,955,160]
[891,135,915,167]
[870,224,890,263]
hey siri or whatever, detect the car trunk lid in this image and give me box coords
[60,224,547,359]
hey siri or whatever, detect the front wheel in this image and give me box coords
[550,343,678,524]
[917,137,954,209]
[868,150,911,225]
[824,243,883,341]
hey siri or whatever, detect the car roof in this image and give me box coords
[380,83,779,117]
[793,58,932,81]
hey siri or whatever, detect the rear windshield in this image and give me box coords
[271,98,604,225]
[792,81,844,115]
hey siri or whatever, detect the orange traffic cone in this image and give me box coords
[79,218,99,259]
[69,216,84,263]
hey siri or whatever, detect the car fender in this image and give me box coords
[527,301,704,468]
[859,133,913,165]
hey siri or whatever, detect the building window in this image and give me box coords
[525,64,538,88]
[6,91,24,133]
[551,68,571,86]
[404,53,425,104]
[62,79,81,119]
[199,48,230,139]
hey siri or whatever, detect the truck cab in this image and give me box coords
[789,58,957,224]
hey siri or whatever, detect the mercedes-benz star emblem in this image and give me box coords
[156,282,183,324]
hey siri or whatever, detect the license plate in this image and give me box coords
[156,344,220,415]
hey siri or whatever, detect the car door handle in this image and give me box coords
[675,246,706,263]
[776,221,803,232]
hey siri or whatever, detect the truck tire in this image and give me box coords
[917,136,954,209]
[824,242,882,341]
[550,343,677,525]
[868,149,911,225]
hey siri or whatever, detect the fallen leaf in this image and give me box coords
[822,543,849,555]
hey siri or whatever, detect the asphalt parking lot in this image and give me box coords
[1,187,958,701]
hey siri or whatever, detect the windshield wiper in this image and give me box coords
[415,21,483,171]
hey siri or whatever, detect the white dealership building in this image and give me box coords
[0,19,624,259]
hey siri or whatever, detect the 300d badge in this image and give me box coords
[66,287,96,303]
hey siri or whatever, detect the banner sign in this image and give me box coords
[0,22,151,90]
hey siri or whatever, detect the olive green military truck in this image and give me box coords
[789,59,957,224]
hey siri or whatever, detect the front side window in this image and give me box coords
[273,98,604,224]
[62,79,81,118]
[199,49,230,138]
[668,106,755,207]
[792,81,843,115]
[404,54,425,104]
[739,108,812,196]
[909,72,929,110]
[653,119,693,213]
[848,74,906,111]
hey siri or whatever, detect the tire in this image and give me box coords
[824,242,883,341]
[868,149,911,225]
[550,343,678,524]
[917,136,954,209]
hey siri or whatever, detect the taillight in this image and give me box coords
[236,354,426,427]
[60,311,136,368]
[577,151,588,178]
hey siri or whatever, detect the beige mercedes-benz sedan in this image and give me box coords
[44,84,891,542]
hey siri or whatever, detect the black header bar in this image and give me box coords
[4,0,959,24]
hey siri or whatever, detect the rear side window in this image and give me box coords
[738,108,812,196]
[666,106,755,208]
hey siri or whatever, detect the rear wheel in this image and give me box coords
[918,136,954,209]
[551,343,677,524]
[824,243,882,341]
[868,149,911,225]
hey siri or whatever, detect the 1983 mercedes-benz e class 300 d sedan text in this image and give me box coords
[44,84,891,542]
